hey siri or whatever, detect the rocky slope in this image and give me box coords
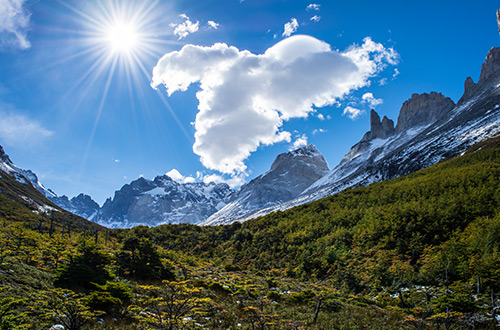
[204,45,500,225]
[0,145,57,200]
[203,144,329,225]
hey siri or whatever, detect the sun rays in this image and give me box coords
[50,0,183,181]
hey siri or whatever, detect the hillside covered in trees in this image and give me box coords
[1,136,500,329]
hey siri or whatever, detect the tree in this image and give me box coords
[86,281,133,320]
[54,242,113,291]
[40,288,98,330]
[0,287,28,330]
[118,236,174,281]
[134,280,211,330]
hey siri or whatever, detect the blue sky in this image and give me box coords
[0,0,498,204]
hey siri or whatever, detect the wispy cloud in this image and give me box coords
[291,134,308,150]
[393,68,400,79]
[207,21,219,29]
[170,14,199,40]
[310,15,321,22]
[312,128,326,135]
[343,106,365,120]
[362,92,383,108]
[152,36,397,175]
[282,18,298,37]
[306,4,321,11]
[0,109,53,148]
[0,0,31,50]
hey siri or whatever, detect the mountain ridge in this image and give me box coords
[204,45,500,225]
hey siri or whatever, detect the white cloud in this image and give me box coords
[0,110,53,147]
[310,15,321,22]
[170,14,199,40]
[0,0,31,50]
[306,4,321,11]
[114,159,120,163]
[361,92,383,108]
[207,21,219,29]
[166,168,196,184]
[198,172,245,188]
[392,68,400,79]
[312,128,326,135]
[152,35,398,175]
[378,78,388,86]
[317,113,325,120]
[291,134,308,150]
[343,106,365,120]
[282,18,298,37]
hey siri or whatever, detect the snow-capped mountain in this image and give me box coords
[94,175,232,228]
[0,145,101,219]
[51,193,101,221]
[204,45,500,225]
[0,145,57,199]
[203,144,329,225]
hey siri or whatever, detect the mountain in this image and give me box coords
[94,175,232,228]
[0,145,103,233]
[204,45,500,225]
[0,145,58,200]
[51,193,101,221]
[203,144,329,225]
[51,144,329,228]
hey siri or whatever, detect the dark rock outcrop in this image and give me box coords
[478,47,500,85]
[458,76,478,104]
[362,110,395,141]
[395,92,455,132]
[497,9,500,37]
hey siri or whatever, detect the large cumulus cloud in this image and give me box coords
[151,35,397,175]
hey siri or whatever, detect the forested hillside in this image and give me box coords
[1,136,500,329]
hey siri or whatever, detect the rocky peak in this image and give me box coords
[0,145,12,164]
[497,9,500,37]
[458,76,478,105]
[71,193,100,208]
[478,47,500,85]
[361,110,395,141]
[270,144,328,173]
[395,92,455,132]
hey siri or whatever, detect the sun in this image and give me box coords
[105,21,139,54]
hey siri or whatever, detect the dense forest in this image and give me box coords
[1,136,500,329]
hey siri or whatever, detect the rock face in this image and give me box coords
[203,144,329,225]
[96,175,232,228]
[458,76,479,104]
[395,92,455,132]
[497,9,500,38]
[362,110,395,141]
[478,47,500,85]
[0,145,11,164]
[52,194,101,221]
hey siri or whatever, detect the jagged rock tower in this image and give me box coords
[497,9,500,37]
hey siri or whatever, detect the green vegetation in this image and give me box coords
[1,136,500,329]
